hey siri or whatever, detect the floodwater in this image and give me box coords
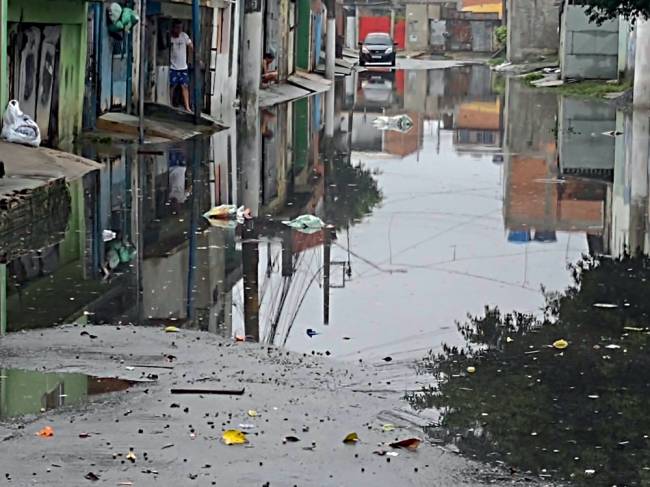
[0,369,134,418]
[4,62,650,484]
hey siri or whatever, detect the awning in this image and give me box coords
[259,83,311,108]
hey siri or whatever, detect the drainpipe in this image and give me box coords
[192,0,201,124]
[138,0,147,143]
[325,0,336,80]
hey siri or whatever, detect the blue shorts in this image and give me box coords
[170,69,189,87]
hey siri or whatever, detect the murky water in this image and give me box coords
[0,369,134,418]
[3,63,650,484]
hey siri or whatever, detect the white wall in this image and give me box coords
[210,1,241,125]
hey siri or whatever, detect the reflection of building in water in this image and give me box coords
[350,70,424,157]
[558,98,615,181]
[607,111,650,257]
[503,79,610,251]
[4,152,138,331]
[453,99,502,152]
[402,65,503,156]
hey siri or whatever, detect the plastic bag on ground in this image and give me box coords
[203,205,251,228]
[283,215,326,234]
[1,100,41,147]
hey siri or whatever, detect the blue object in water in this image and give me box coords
[508,230,531,244]
[306,328,320,337]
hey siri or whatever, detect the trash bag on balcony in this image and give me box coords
[1,100,41,147]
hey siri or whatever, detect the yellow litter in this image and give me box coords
[222,429,248,445]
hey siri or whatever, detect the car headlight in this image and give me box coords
[385,47,393,54]
[361,47,369,54]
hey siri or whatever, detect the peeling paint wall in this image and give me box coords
[6,0,88,147]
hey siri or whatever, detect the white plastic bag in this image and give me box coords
[1,100,41,147]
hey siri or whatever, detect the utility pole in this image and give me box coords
[240,0,263,116]
[325,0,336,80]
[192,0,202,123]
[238,0,263,217]
[323,83,335,325]
[634,19,650,109]
[138,0,147,143]
[242,220,260,341]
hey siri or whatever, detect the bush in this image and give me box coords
[495,26,507,47]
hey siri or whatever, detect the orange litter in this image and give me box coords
[36,426,54,438]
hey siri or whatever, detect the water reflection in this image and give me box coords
[3,65,650,366]
[0,369,134,418]
[403,76,650,484]
[407,253,650,486]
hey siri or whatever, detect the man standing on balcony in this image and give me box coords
[169,20,193,112]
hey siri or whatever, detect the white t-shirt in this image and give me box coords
[170,32,192,71]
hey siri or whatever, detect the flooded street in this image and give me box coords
[3,62,650,485]
[5,65,591,356]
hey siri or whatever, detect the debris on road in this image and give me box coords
[36,426,54,438]
[222,429,248,445]
[343,432,359,444]
[389,437,422,450]
[170,387,245,395]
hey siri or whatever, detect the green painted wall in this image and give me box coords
[59,180,85,264]
[5,0,88,147]
[296,0,311,70]
[0,0,7,113]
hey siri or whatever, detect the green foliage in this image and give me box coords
[553,79,632,97]
[486,56,505,66]
[577,0,650,24]
[522,71,545,84]
[408,253,650,486]
[495,26,507,47]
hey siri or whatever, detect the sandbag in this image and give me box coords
[1,100,41,147]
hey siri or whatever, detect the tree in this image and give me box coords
[577,0,650,24]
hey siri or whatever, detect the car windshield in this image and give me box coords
[365,34,391,46]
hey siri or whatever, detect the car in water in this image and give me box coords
[358,32,396,67]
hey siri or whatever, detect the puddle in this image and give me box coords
[406,253,650,486]
[0,369,135,419]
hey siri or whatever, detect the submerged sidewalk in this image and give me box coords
[0,325,529,486]
[0,141,101,262]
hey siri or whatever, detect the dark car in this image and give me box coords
[359,32,396,67]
